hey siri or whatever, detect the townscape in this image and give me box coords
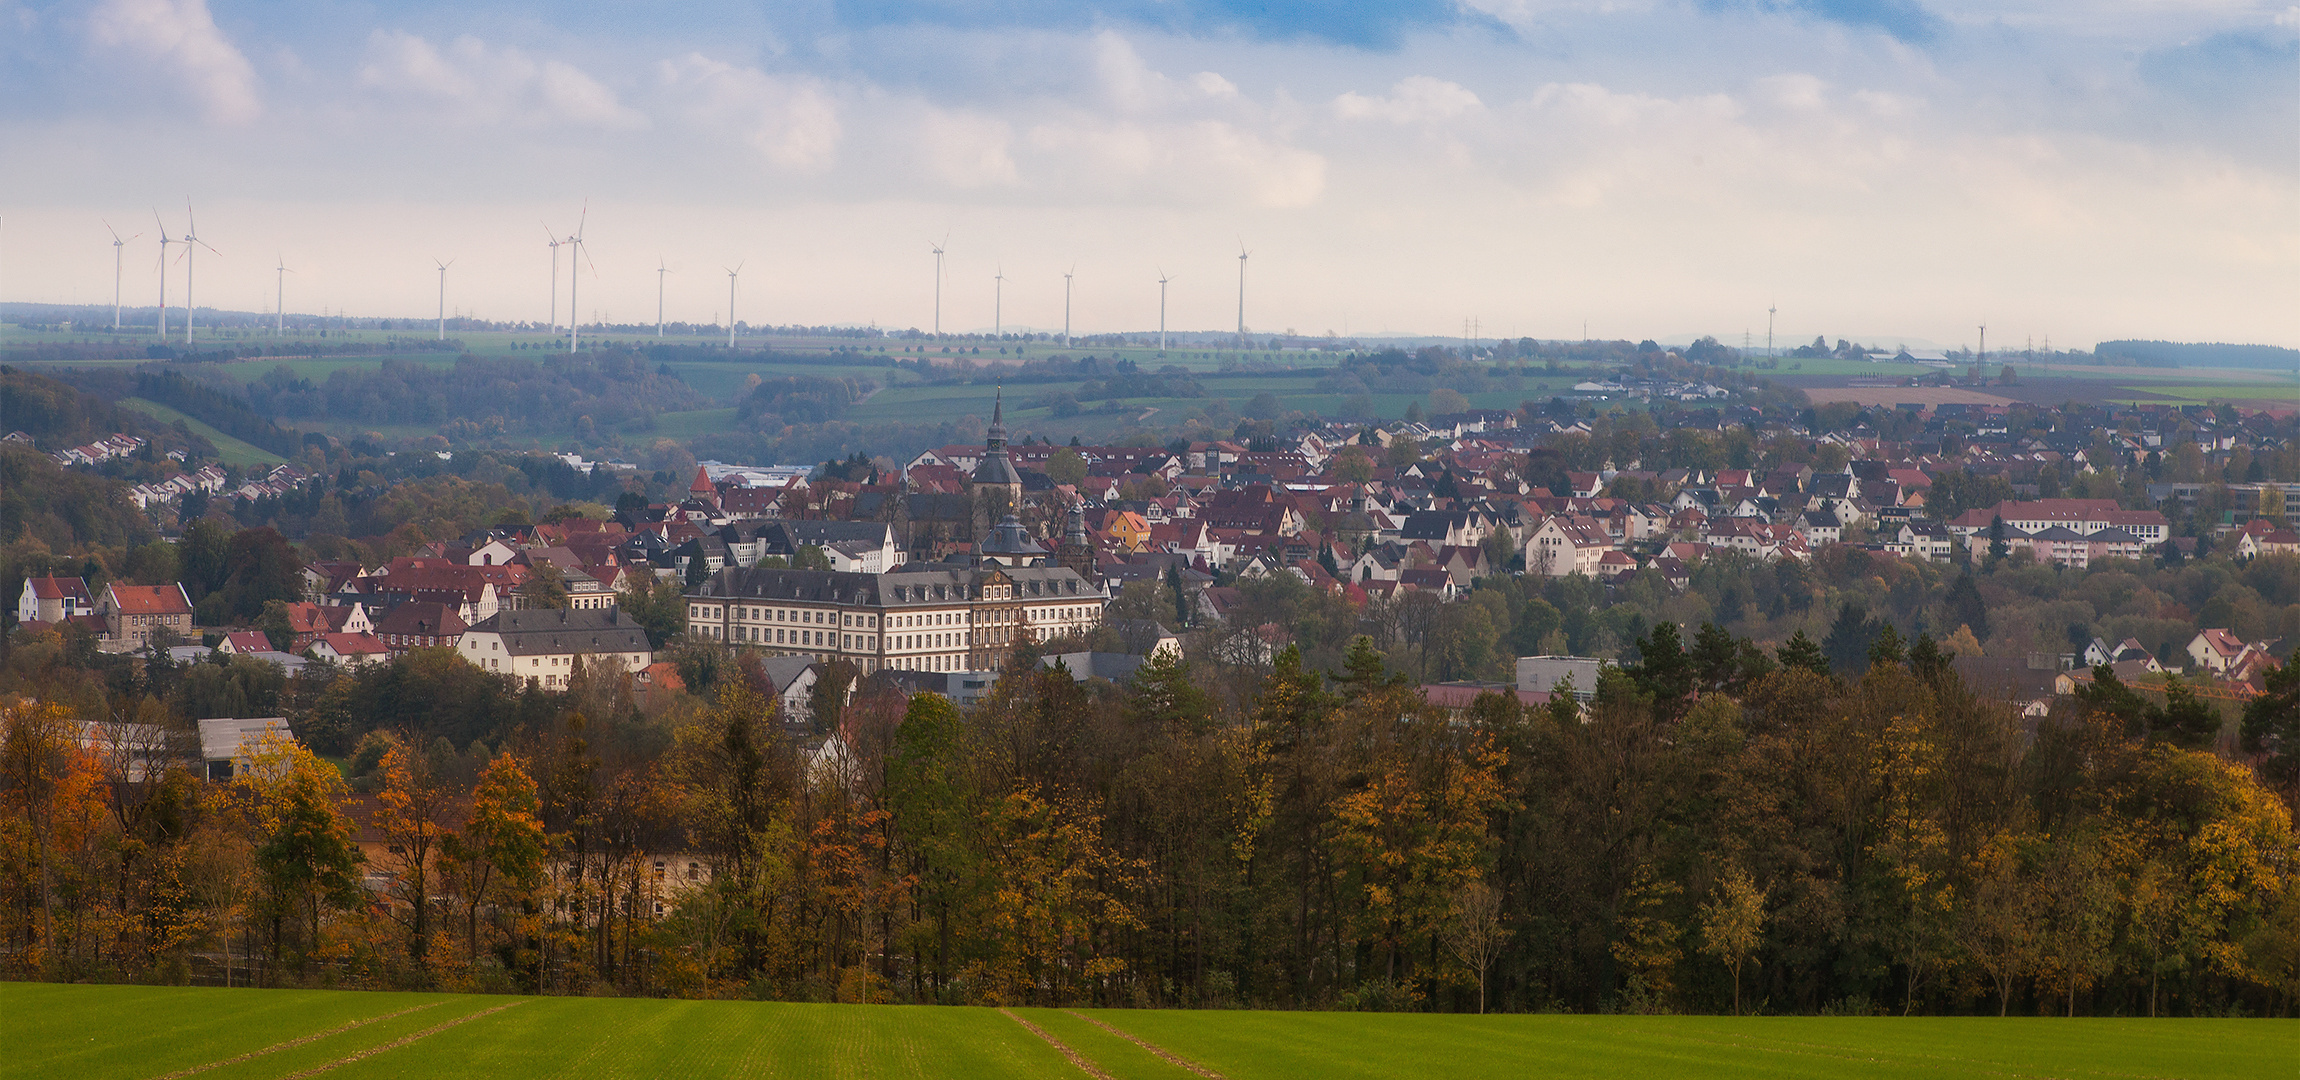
[3,328,2297,1020]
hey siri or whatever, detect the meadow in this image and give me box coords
[113,397,286,468]
[7,983,2290,1080]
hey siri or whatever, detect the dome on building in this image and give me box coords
[979,513,1046,565]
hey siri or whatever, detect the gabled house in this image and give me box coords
[16,576,95,625]
[99,584,194,648]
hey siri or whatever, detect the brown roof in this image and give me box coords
[106,584,192,616]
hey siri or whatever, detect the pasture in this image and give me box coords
[7,983,2289,1080]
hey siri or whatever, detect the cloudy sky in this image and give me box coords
[2,0,2294,349]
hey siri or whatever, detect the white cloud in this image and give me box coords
[86,0,260,124]
[656,54,841,170]
[357,31,645,130]
[917,108,1020,188]
[1334,76,1483,123]
[1027,117,1327,208]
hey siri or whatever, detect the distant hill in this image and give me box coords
[2091,340,2299,370]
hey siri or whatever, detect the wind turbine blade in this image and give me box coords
[152,208,169,239]
[195,238,222,256]
[104,219,121,243]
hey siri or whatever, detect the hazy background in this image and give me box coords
[2,0,2294,348]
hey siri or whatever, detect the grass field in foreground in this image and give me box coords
[8,984,2293,1080]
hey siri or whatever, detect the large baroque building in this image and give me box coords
[684,563,1105,674]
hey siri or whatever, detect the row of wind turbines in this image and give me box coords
[931,234,1252,353]
[104,203,234,344]
[94,205,1261,352]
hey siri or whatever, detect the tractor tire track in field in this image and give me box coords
[999,1008,1117,1080]
[148,1002,446,1080]
[272,999,527,1079]
[1063,1012,1228,1079]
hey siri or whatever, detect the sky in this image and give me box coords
[1,0,2295,349]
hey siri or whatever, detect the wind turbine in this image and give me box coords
[656,258,671,338]
[104,221,140,330]
[566,205,592,353]
[1063,265,1074,348]
[180,202,219,344]
[1235,242,1250,350]
[274,256,291,336]
[1977,323,1987,364]
[152,210,174,338]
[724,263,742,347]
[993,264,1007,338]
[542,223,562,331]
[434,258,455,341]
[929,235,947,337]
[1157,269,1173,354]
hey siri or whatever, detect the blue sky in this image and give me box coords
[1,0,2293,347]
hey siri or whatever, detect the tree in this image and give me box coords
[1987,515,2009,564]
[1044,449,1088,487]
[520,561,570,610]
[618,574,687,649]
[1626,621,1693,720]
[1124,648,1209,733]
[792,544,833,572]
[1444,881,1510,1014]
[1776,630,1829,676]
[2241,660,2300,786]
[375,737,452,964]
[1946,570,1988,639]
[1698,865,1766,1015]
[441,753,545,969]
[1958,831,2043,1015]
[238,728,365,967]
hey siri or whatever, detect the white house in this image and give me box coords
[460,608,653,689]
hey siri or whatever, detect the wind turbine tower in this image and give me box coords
[725,264,742,348]
[542,224,562,331]
[179,202,219,345]
[152,211,175,337]
[435,259,454,341]
[1766,303,1777,360]
[1157,270,1172,354]
[1235,243,1249,350]
[994,265,1007,338]
[274,256,291,336]
[1063,266,1074,348]
[567,206,590,353]
[1978,324,1987,364]
[929,236,946,337]
[656,258,671,338]
[104,221,139,330]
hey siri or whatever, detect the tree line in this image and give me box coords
[4,625,2294,1015]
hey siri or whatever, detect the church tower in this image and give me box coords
[970,387,1024,537]
[1056,498,1096,579]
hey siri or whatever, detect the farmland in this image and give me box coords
[8,983,2291,1080]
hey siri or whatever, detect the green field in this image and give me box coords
[7,984,2291,1080]
[115,397,286,468]
[2113,384,2299,404]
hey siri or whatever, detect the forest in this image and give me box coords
[4,620,2296,1016]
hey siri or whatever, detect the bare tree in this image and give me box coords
[1444,881,1510,1013]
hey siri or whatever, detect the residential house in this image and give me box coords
[16,576,94,625]
[460,608,655,689]
[372,601,469,653]
[100,583,195,648]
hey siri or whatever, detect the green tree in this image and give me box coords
[1044,449,1088,486]
[792,544,833,572]
[1776,629,1829,676]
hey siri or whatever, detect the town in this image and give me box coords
[5,338,2297,1025]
